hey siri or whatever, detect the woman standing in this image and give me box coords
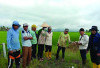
[45,27,53,60]
[38,22,49,61]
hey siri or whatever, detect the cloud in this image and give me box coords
[0,0,100,31]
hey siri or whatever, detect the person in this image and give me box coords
[30,24,38,59]
[7,21,21,68]
[77,28,89,65]
[22,23,33,68]
[45,27,53,60]
[38,22,49,61]
[87,26,100,68]
[56,28,71,61]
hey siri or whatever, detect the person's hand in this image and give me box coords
[28,37,33,40]
[77,42,82,45]
[9,51,13,54]
[86,51,88,53]
[97,53,100,56]
[24,37,28,40]
[57,43,59,46]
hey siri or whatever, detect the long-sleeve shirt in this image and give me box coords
[79,34,89,50]
[21,30,32,47]
[7,28,20,51]
[30,30,37,44]
[38,30,47,44]
[58,32,70,47]
[87,33,100,53]
[45,32,53,46]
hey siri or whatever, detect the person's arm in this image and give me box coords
[22,30,28,40]
[97,35,100,56]
[7,30,13,52]
[87,36,91,53]
[57,33,62,46]
[28,31,33,40]
[68,34,71,43]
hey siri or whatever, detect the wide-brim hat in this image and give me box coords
[41,22,49,27]
[90,26,99,31]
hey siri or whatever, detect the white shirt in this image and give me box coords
[45,32,53,46]
[79,34,89,50]
[22,30,32,47]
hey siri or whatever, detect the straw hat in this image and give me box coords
[41,22,49,27]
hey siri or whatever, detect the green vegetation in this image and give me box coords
[0,31,92,68]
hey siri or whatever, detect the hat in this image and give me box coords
[13,21,20,27]
[23,23,28,27]
[48,26,52,29]
[41,22,49,27]
[90,26,99,31]
[64,28,69,32]
[79,28,84,31]
[31,24,37,28]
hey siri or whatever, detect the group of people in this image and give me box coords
[7,21,100,68]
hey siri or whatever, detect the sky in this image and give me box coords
[0,0,100,31]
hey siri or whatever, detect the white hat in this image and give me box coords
[41,22,49,27]
[23,23,28,27]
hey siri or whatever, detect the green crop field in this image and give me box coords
[0,31,92,68]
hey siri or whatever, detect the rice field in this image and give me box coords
[0,31,92,68]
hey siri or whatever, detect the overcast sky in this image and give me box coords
[0,0,100,31]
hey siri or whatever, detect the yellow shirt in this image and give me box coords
[58,32,70,47]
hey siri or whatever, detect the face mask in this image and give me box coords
[44,28,48,31]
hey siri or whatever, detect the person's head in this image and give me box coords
[12,21,20,30]
[90,26,98,35]
[42,27,47,30]
[79,28,85,36]
[23,23,28,31]
[31,24,37,31]
[64,28,69,34]
[48,27,52,32]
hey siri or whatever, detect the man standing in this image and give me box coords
[22,23,33,68]
[56,28,71,61]
[87,26,100,68]
[7,21,21,68]
[77,28,89,65]
[30,24,38,59]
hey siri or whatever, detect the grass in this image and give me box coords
[0,31,92,68]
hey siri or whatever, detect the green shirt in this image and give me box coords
[58,32,70,47]
[30,30,37,44]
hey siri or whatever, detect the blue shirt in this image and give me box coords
[87,33,100,53]
[7,28,20,51]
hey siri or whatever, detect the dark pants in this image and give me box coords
[90,50,100,65]
[32,44,37,58]
[38,44,44,59]
[45,45,52,52]
[56,46,65,59]
[80,49,87,64]
[8,51,20,68]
